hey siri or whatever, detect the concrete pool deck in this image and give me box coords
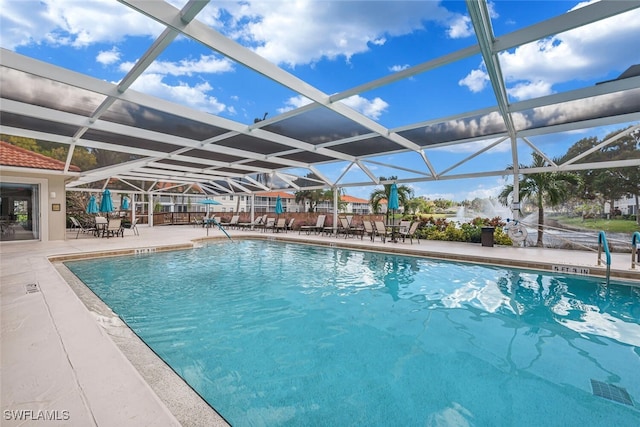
[1,225,639,426]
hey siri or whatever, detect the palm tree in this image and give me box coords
[294,189,326,212]
[499,153,580,246]
[369,176,413,223]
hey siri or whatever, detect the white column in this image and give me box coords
[333,188,338,235]
[148,192,154,227]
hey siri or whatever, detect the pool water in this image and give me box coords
[65,240,640,426]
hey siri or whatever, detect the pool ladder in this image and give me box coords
[632,231,640,270]
[597,231,611,286]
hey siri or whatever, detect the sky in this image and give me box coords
[1,0,639,203]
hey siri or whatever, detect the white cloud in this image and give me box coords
[129,74,226,115]
[277,94,388,120]
[277,95,313,114]
[120,55,234,77]
[458,68,489,93]
[507,80,553,100]
[447,15,473,39]
[460,4,640,101]
[460,183,504,202]
[341,95,388,120]
[430,138,510,154]
[389,64,410,73]
[0,0,163,49]
[205,1,469,67]
[96,47,121,66]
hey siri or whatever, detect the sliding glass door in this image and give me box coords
[0,182,40,241]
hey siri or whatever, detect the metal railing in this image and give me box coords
[597,231,611,285]
[632,231,640,269]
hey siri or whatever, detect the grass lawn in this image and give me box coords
[556,216,640,233]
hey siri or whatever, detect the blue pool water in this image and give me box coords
[65,240,640,426]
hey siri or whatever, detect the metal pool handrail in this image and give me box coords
[597,231,611,285]
[632,231,640,269]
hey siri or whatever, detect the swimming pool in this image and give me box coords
[65,240,640,426]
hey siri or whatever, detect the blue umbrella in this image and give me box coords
[121,196,130,210]
[86,195,99,214]
[388,183,399,226]
[99,189,114,213]
[275,195,284,215]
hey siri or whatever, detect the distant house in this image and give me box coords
[341,195,371,215]
[255,191,297,213]
[0,141,80,242]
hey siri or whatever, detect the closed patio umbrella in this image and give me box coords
[121,196,130,210]
[275,195,283,216]
[99,189,114,213]
[86,195,99,214]
[388,183,399,226]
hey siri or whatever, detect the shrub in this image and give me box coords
[413,216,511,245]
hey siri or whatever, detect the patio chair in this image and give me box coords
[373,221,390,243]
[299,214,326,235]
[125,218,139,236]
[103,218,124,238]
[285,218,295,232]
[262,217,275,232]
[245,214,267,231]
[362,220,375,241]
[338,216,359,239]
[94,216,108,237]
[274,217,287,233]
[69,216,94,239]
[220,215,239,229]
[400,221,420,244]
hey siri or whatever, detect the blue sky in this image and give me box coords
[1,0,639,202]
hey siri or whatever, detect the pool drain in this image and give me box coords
[590,379,634,406]
[25,283,40,294]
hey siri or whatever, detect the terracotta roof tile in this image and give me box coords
[341,195,369,203]
[0,141,80,172]
[256,190,295,199]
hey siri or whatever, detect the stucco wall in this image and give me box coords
[0,170,70,242]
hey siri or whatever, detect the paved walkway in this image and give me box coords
[1,225,638,426]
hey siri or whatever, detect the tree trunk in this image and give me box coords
[537,196,544,247]
[537,207,545,246]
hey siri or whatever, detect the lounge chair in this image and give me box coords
[400,221,420,244]
[69,216,94,239]
[274,217,287,233]
[373,221,390,243]
[285,218,295,232]
[220,215,239,229]
[299,214,326,235]
[362,220,375,241]
[338,216,359,239]
[262,217,275,232]
[245,214,267,231]
[103,218,124,238]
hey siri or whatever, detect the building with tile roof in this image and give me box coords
[1,141,80,242]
